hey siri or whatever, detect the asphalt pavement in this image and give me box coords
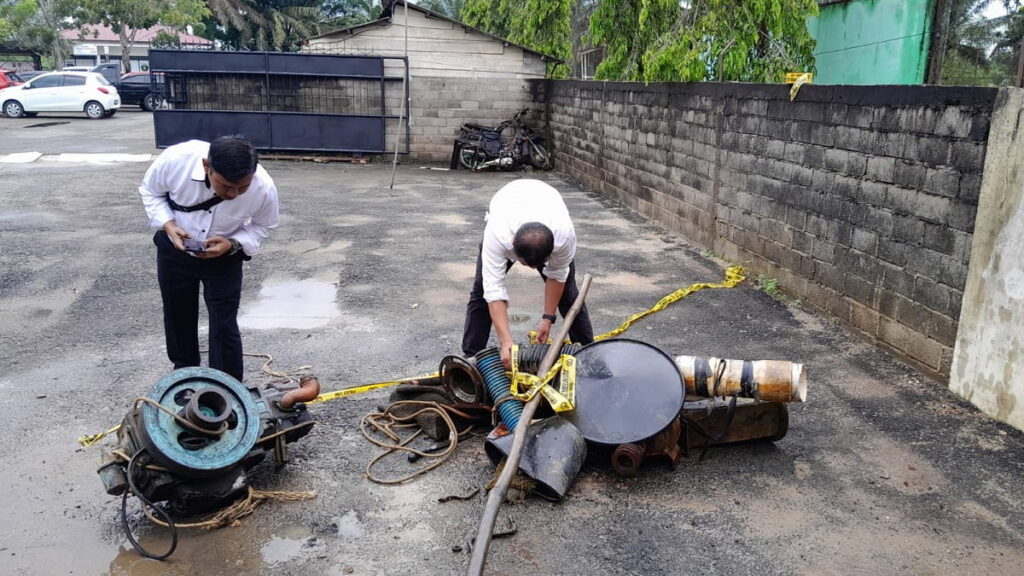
[1,109,1022,576]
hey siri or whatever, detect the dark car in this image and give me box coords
[118,72,165,111]
[16,70,48,82]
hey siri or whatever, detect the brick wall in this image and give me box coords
[531,80,998,378]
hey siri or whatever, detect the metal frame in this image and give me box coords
[149,49,410,154]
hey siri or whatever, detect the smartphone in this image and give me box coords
[183,238,206,253]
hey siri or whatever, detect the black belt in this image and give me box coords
[166,195,223,213]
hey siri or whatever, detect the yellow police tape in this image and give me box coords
[507,345,577,412]
[594,265,745,341]
[77,266,745,447]
[306,374,437,405]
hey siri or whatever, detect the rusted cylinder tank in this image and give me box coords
[674,356,807,403]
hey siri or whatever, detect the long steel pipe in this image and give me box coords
[467,274,593,576]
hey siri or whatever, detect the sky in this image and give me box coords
[985,1,1008,19]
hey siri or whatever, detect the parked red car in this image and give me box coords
[0,70,23,90]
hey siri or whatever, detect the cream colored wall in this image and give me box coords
[304,7,547,79]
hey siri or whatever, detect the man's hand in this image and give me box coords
[194,236,232,259]
[162,221,190,251]
[499,338,514,370]
[535,317,553,345]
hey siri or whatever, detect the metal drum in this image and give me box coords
[563,339,684,445]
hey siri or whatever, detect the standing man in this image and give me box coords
[462,179,594,369]
[139,136,279,382]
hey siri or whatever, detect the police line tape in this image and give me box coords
[77,266,745,448]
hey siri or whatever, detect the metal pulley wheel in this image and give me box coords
[563,338,684,445]
[138,367,261,477]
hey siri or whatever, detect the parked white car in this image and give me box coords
[0,72,121,119]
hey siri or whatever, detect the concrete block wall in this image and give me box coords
[393,76,538,162]
[531,80,999,378]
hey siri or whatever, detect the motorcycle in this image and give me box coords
[452,108,553,171]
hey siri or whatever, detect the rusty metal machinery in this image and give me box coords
[97,367,319,560]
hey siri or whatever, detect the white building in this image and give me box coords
[61,25,212,72]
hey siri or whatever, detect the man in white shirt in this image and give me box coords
[462,179,594,368]
[139,136,279,381]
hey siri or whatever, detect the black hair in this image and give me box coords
[208,135,258,182]
[513,222,554,268]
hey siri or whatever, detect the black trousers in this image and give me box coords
[462,245,594,356]
[154,231,245,381]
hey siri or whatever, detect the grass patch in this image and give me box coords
[755,274,781,297]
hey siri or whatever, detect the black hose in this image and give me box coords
[516,342,582,374]
[121,450,177,561]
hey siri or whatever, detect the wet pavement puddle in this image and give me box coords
[333,509,365,538]
[239,280,339,330]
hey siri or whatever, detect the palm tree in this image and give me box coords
[206,0,322,51]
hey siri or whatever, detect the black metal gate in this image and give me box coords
[149,49,408,153]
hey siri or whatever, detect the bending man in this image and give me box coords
[462,179,594,368]
[139,136,279,381]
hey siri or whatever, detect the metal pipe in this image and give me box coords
[675,356,807,403]
[279,376,321,410]
[468,274,593,576]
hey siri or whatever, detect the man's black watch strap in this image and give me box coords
[542,313,557,323]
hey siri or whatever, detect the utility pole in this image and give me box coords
[1017,37,1024,88]
[926,0,951,84]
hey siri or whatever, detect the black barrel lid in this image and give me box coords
[563,338,684,445]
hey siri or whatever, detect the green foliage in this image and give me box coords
[755,274,781,297]
[1,0,70,64]
[69,0,209,71]
[461,0,516,38]
[207,0,324,51]
[460,0,572,77]
[507,0,572,76]
[940,1,1024,86]
[150,29,182,49]
[588,0,818,83]
[414,0,465,19]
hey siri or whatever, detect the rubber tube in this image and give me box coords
[516,343,583,374]
[279,376,321,410]
[476,348,522,429]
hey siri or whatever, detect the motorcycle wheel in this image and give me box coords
[529,141,553,170]
[459,145,485,170]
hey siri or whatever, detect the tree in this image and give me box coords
[69,0,209,73]
[321,0,380,29]
[460,0,572,77]
[1,0,70,67]
[413,0,465,19]
[588,0,819,83]
[939,0,1023,85]
[461,0,517,39]
[206,0,326,51]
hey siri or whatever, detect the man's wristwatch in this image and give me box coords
[228,239,242,255]
[541,313,557,323]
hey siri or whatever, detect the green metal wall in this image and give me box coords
[808,0,935,85]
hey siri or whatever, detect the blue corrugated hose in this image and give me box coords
[476,348,522,429]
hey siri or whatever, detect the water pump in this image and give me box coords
[96,366,319,556]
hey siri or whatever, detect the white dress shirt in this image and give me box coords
[138,140,279,256]
[481,179,576,303]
